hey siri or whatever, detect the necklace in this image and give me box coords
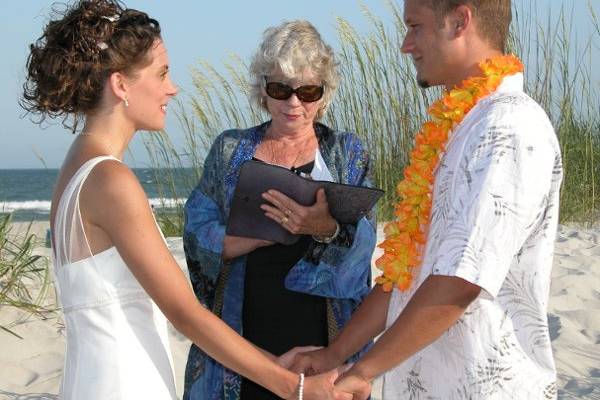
[265,129,315,168]
[375,54,524,292]
[76,132,120,160]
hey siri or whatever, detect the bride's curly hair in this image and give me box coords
[21,0,161,131]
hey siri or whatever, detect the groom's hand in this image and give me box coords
[290,347,342,376]
[334,374,371,400]
[277,346,322,369]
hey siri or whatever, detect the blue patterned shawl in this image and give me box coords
[182,121,376,400]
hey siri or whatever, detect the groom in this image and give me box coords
[294,0,562,398]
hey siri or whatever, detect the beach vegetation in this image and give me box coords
[0,213,51,339]
[144,1,600,234]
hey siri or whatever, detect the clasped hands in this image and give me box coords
[278,346,371,400]
[257,189,369,398]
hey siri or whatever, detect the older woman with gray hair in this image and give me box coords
[183,20,376,400]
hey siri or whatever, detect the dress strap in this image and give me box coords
[53,156,121,267]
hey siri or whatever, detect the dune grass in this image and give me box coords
[145,1,600,234]
[0,214,51,338]
[510,1,600,224]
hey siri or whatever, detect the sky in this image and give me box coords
[1,0,598,169]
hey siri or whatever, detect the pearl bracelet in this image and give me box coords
[298,373,304,400]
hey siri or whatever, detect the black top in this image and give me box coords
[240,159,328,400]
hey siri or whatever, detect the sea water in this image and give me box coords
[0,168,196,222]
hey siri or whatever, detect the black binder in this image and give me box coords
[226,160,384,245]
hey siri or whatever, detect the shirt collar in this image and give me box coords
[494,72,524,94]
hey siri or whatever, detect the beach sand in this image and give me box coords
[1,222,598,399]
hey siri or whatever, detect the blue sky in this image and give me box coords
[1,0,598,169]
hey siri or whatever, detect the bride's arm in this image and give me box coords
[81,161,310,399]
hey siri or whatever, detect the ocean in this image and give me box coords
[0,168,197,222]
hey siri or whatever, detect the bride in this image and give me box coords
[21,1,356,399]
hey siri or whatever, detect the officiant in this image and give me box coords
[182,20,376,400]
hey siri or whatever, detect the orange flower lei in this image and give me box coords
[375,54,524,292]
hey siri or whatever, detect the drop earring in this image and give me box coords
[124,97,129,107]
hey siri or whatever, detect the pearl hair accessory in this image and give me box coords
[97,14,120,51]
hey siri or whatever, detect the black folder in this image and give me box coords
[226,160,384,245]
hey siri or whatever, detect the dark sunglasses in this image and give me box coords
[265,80,324,102]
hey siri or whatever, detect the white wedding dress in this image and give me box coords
[52,156,177,399]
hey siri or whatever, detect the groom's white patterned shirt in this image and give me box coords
[383,73,562,400]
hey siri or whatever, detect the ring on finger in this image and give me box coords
[281,216,289,224]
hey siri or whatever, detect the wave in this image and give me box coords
[0,198,186,213]
[148,198,187,209]
[0,200,52,212]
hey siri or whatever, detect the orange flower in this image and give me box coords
[375,54,524,292]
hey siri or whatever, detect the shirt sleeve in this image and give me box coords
[183,134,227,287]
[286,133,377,301]
[430,106,556,298]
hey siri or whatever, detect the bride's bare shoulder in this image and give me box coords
[84,159,144,201]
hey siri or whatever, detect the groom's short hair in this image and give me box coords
[427,0,512,52]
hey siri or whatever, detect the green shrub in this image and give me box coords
[0,214,51,338]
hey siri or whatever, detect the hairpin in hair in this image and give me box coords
[97,14,120,50]
[101,14,120,23]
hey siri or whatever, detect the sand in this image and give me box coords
[0,222,598,399]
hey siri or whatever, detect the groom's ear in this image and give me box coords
[451,5,473,37]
